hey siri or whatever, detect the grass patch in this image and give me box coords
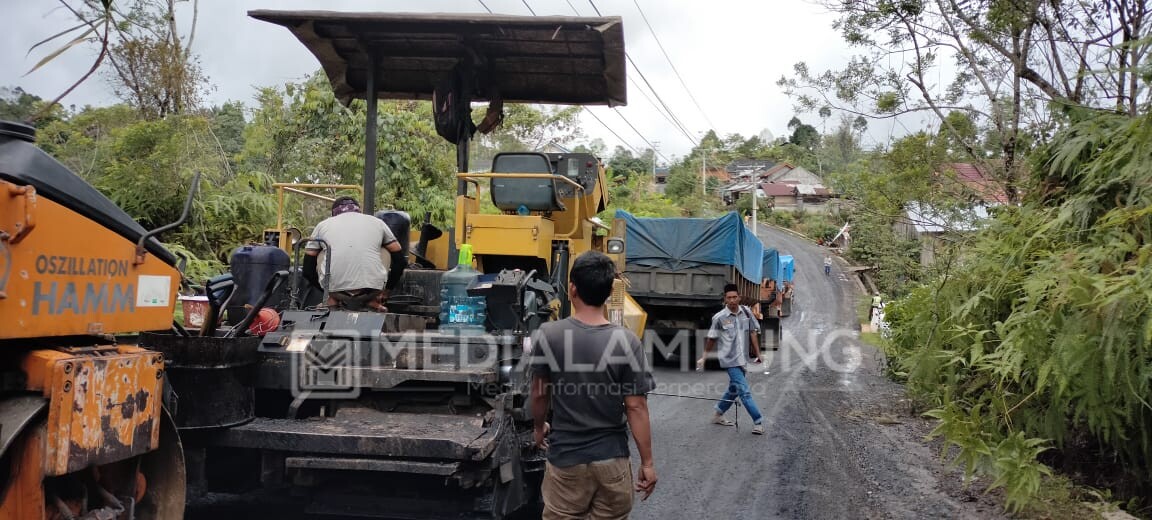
[1019,474,1113,520]
[856,295,872,324]
[859,330,885,349]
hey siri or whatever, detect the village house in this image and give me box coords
[720,160,837,213]
[760,161,824,185]
[760,182,799,207]
[893,163,1008,265]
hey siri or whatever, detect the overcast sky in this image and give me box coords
[2,0,913,162]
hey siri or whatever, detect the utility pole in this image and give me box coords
[651,141,660,187]
[750,184,758,240]
[700,149,709,197]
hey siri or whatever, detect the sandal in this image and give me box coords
[711,416,736,426]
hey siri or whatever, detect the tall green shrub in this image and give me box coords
[886,108,1152,512]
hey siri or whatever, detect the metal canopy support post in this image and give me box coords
[364,50,379,215]
[457,133,470,196]
[751,185,758,240]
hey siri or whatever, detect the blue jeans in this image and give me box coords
[715,367,763,424]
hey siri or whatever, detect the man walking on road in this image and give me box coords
[697,283,765,435]
[530,251,658,519]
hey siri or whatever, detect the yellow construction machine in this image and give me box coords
[152,10,646,520]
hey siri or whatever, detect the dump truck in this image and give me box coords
[136,10,646,520]
[0,120,191,518]
[616,210,782,364]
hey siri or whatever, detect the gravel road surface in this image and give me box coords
[625,224,1006,520]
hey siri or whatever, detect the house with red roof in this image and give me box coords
[939,163,1009,205]
[760,182,799,207]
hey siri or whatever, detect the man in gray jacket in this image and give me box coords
[697,283,765,435]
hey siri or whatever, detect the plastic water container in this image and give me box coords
[439,244,487,335]
[227,245,290,324]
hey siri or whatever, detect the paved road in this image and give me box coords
[186,224,1006,519]
[626,224,1005,520]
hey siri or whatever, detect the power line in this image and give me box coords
[583,0,698,146]
[626,53,699,147]
[581,107,643,157]
[567,0,690,148]
[631,0,716,131]
[627,76,687,140]
[475,0,653,159]
[500,0,675,161]
[612,108,671,162]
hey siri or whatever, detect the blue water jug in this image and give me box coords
[439,244,487,335]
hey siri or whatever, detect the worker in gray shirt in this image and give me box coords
[303,196,402,311]
[697,283,765,435]
[530,251,657,518]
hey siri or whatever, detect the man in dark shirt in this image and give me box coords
[530,251,657,519]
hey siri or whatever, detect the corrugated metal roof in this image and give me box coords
[723,182,758,192]
[759,183,797,196]
[794,184,822,195]
[248,10,628,106]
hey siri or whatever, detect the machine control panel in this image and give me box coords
[548,153,599,198]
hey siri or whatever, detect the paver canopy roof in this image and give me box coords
[249,10,627,106]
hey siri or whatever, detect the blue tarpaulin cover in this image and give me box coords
[780,255,795,283]
[616,210,763,283]
[762,248,779,283]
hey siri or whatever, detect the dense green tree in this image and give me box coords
[786,117,820,151]
[885,107,1152,511]
[469,104,583,167]
[820,115,867,175]
[607,148,652,180]
[38,104,275,268]
[208,101,246,167]
[0,87,46,123]
[241,72,457,228]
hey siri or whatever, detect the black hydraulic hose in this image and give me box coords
[137,172,200,255]
[199,280,233,337]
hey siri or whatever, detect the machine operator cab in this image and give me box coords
[459,149,609,322]
[491,153,566,213]
[489,151,604,215]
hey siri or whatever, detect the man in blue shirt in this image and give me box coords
[697,283,765,435]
